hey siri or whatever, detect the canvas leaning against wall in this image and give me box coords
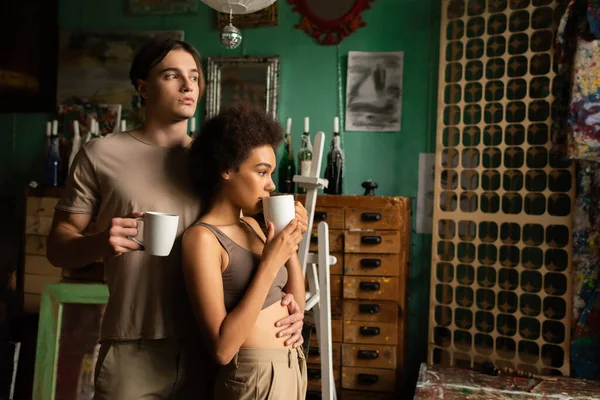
[57,30,184,128]
[345,51,404,132]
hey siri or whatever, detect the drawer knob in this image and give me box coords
[359,304,381,314]
[361,213,381,222]
[361,236,382,245]
[308,368,321,380]
[358,350,379,360]
[357,373,379,384]
[360,282,380,291]
[360,326,381,336]
[314,212,328,221]
[360,258,381,268]
[308,346,320,356]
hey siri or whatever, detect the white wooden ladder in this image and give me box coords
[294,131,337,400]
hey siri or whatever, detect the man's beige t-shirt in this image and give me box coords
[56,132,201,341]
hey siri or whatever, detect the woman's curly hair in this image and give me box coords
[189,103,283,212]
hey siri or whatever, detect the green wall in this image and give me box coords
[1,0,440,394]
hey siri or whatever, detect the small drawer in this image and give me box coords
[313,206,345,230]
[344,231,400,254]
[345,207,401,231]
[331,275,342,298]
[307,364,341,392]
[341,367,396,393]
[316,252,343,275]
[310,229,344,253]
[344,254,400,276]
[331,297,342,320]
[307,342,341,365]
[311,320,343,343]
[25,235,47,256]
[343,277,399,301]
[343,300,398,324]
[24,255,61,277]
[26,196,58,218]
[25,215,53,236]
[343,321,398,345]
[341,344,396,369]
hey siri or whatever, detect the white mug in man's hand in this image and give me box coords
[129,212,179,256]
[262,195,295,235]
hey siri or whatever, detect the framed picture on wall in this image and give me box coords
[57,30,184,128]
[0,0,58,112]
[128,0,198,14]
[217,4,278,29]
[33,284,108,399]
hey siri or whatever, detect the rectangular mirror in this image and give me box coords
[205,56,279,118]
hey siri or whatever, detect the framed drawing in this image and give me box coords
[345,51,404,132]
[217,4,278,29]
[33,284,108,400]
[57,30,184,129]
[128,0,198,14]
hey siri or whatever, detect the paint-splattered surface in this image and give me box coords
[414,364,600,399]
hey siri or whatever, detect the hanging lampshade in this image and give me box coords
[201,0,277,15]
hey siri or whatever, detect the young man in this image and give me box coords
[46,37,306,399]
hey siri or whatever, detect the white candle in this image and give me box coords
[334,117,339,133]
[304,117,309,133]
[286,118,292,135]
[120,119,126,132]
[190,116,196,132]
[46,121,51,137]
[92,119,97,134]
[52,120,58,136]
[73,120,80,137]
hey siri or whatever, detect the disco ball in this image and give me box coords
[220,23,242,49]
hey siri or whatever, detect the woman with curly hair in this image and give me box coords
[182,103,308,400]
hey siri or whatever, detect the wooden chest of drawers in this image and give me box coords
[296,195,411,400]
[22,188,104,312]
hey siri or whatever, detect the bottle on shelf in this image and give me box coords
[297,117,313,194]
[325,116,344,195]
[45,120,63,187]
[278,118,296,193]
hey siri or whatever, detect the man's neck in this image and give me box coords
[134,118,191,148]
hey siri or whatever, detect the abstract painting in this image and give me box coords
[345,51,403,132]
[57,30,184,128]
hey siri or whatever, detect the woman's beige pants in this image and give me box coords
[213,348,307,400]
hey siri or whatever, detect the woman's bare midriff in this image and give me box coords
[241,300,292,348]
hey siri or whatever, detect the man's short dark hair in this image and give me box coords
[189,103,284,211]
[129,36,205,96]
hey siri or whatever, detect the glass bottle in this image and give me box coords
[325,117,344,195]
[45,132,62,187]
[278,118,296,193]
[297,117,313,194]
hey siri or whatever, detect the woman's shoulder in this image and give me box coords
[183,222,219,248]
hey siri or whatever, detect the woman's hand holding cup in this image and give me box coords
[260,219,303,275]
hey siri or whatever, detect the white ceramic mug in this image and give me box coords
[262,195,296,235]
[129,212,180,257]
